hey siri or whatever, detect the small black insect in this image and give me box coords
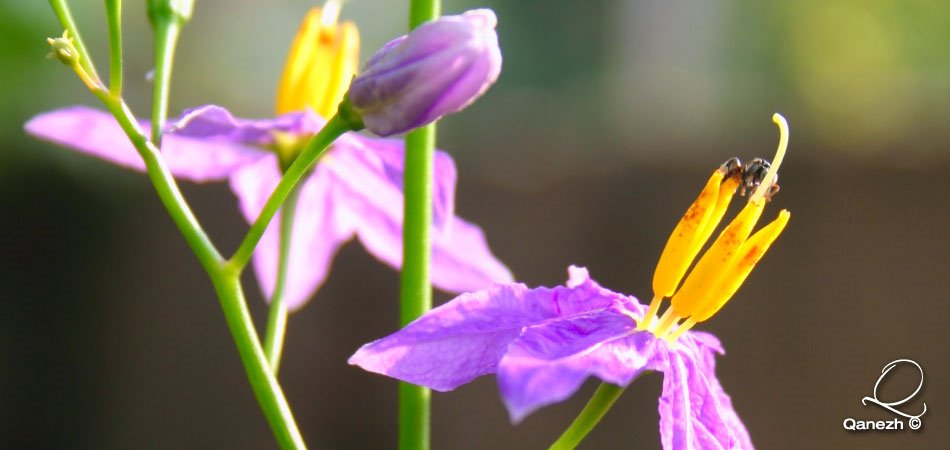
[720,157,780,200]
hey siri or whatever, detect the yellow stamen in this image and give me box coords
[652,308,682,339]
[750,113,789,203]
[638,294,663,331]
[652,171,722,299]
[276,3,360,117]
[664,317,697,343]
[670,201,765,318]
[692,209,790,322]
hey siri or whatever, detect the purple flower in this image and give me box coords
[348,9,502,136]
[25,105,512,310]
[349,266,753,449]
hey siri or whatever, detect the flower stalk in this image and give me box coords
[147,0,193,145]
[399,3,441,450]
[549,383,626,450]
[263,184,302,374]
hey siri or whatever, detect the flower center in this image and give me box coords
[640,114,792,343]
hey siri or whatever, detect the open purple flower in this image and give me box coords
[25,104,512,310]
[348,9,502,136]
[349,266,753,449]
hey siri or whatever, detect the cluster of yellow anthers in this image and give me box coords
[276,0,359,117]
[639,114,791,343]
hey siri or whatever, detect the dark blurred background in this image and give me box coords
[2,0,948,448]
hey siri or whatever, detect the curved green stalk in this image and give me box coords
[263,184,302,374]
[549,383,626,450]
[230,115,349,270]
[48,4,309,447]
[399,3,441,450]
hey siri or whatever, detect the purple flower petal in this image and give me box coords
[330,137,511,291]
[349,9,502,136]
[659,342,752,450]
[229,156,355,311]
[349,268,628,391]
[498,310,661,422]
[24,106,266,182]
[339,132,457,230]
[169,105,324,147]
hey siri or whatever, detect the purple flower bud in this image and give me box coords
[347,9,502,136]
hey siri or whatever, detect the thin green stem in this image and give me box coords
[92,77,308,450]
[398,4,441,449]
[211,271,307,450]
[548,383,626,450]
[48,0,101,82]
[150,19,182,145]
[263,185,302,374]
[104,0,122,95]
[94,91,222,272]
[49,3,307,447]
[229,115,349,271]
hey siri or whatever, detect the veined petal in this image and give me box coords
[229,156,355,311]
[349,267,632,391]
[24,105,266,182]
[659,346,751,450]
[498,310,661,423]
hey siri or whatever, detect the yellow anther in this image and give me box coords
[640,113,792,341]
[692,209,790,322]
[276,3,360,117]
[652,171,723,299]
[670,201,765,319]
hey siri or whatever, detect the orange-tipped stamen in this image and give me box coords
[652,171,723,299]
[670,201,764,319]
[691,209,790,322]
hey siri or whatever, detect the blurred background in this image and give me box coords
[2,0,948,448]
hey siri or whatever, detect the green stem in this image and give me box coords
[263,184,302,374]
[230,115,349,270]
[548,383,626,450]
[212,271,307,449]
[48,0,101,82]
[104,0,122,95]
[92,89,308,450]
[398,4,441,449]
[150,19,182,145]
[50,3,308,448]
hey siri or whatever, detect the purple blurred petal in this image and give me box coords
[170,105,324,146]
[331,137,510,292]
[25,106,267,182]
[229,156,356,311]
[349,269,629,391]
[341,132,457,230]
